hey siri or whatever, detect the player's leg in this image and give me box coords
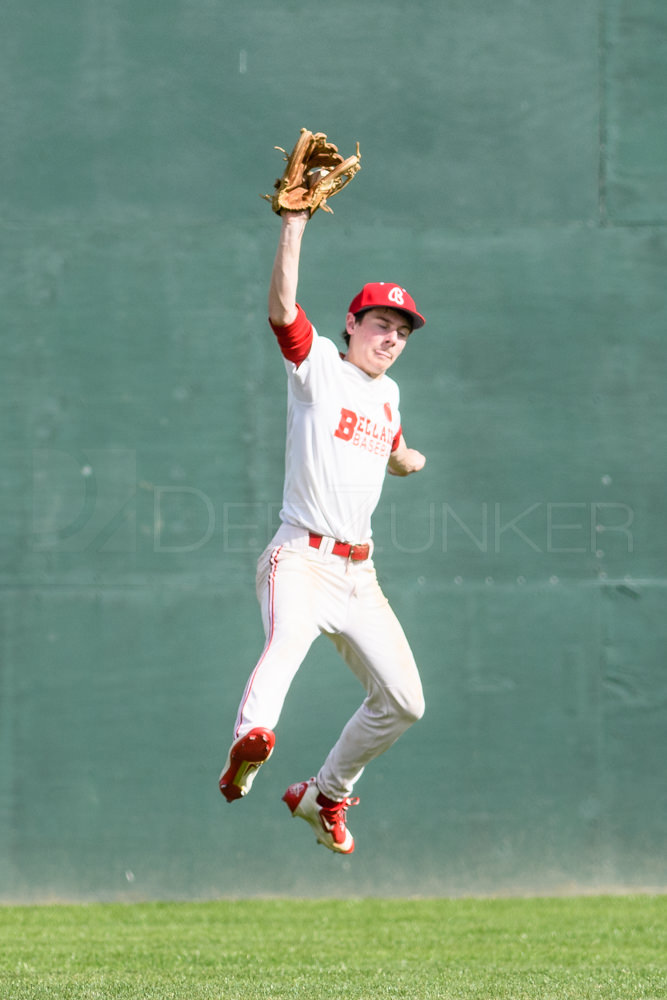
[283,564,423,848]
[316,567,424,801]
[219,542,320,801]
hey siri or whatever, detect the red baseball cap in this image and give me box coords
[348,282,426,329]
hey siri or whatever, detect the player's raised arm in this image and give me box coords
[265,127,360,332]
[387,433,426,476]
[268,210,309,327]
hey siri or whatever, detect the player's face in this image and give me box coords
[345,308,412,378]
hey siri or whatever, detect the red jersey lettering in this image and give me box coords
[334,408,358,441]
[334,406,398,459]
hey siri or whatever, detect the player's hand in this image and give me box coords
[387,447,426,476]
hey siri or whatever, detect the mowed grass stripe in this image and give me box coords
[1,896,665,999]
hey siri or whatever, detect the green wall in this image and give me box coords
[1,0,666,900]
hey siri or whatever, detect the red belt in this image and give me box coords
[308,532,371,562]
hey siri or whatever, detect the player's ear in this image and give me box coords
[345,312,357,338]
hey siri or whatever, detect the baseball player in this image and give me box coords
[219,208,427,854]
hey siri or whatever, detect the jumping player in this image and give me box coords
[219,208,427,853]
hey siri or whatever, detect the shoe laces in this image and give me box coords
[317,793,360,835]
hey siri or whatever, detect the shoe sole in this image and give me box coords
[219,728,275,802]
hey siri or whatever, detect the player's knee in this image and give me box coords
[404,689,425,724]
[388,684,425,725]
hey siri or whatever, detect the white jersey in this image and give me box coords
[280,327,401,543]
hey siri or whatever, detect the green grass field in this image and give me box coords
[1,896,665,1000]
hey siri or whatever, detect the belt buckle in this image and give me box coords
[349,543,368,561]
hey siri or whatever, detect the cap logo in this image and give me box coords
[388,286,405,306]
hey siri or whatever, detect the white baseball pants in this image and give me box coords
[233,523,425,801]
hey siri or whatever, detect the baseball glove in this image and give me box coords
[263,128,361,216]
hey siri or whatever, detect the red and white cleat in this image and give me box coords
[282,778,359,854]
[219,728,275,802]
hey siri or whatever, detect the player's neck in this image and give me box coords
[344,353,384,379]
[347,348,396,380]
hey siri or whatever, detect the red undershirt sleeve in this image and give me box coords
[269,303,314,366]
[391,426,403,452]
